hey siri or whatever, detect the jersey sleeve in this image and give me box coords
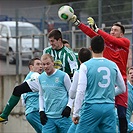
[78,23,98,38]
[73,63,87,117]
[21,94,26,107]
[63,73,74,108]
[43,46,51,55]
[69,71,79,99]
[39,82,44,112]
[43,49,46,55]
[67,51,78,73]
[115,64,126,96]
[64,73,71,92]
[30,72,40,80]
[26,73,40,92]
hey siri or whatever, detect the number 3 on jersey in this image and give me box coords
[97,67,110,88]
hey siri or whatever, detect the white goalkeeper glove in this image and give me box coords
[87,17,99,32]
[69,15,81,26]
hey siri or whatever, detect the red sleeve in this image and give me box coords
[78,23,130,51]
[97,29,130,51]
[78,23,98,38]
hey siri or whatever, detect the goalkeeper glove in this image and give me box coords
[69,15,81,26]
[87,17,99,32]
[61,106,71,118]
[40,111,48,125]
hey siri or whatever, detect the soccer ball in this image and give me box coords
[58,5,74,21]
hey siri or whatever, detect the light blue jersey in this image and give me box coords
[126,81,133,132]
[83,58,117,104]
[22,71,42,133]
[22,71,39,115]
[73,57,125,133]
[39,69,69,118]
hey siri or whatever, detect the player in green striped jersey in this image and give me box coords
[43,29,78,79]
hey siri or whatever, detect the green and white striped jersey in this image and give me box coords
[43,46,78,76]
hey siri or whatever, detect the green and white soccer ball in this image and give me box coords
[58,5,74,21]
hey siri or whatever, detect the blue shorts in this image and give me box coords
[26,111,42,133]
[67,122,77,133]
[42,117,72,133]
[75,103,116,133]
[67,120,101,133]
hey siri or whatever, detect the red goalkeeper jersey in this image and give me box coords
[78,23,130,107]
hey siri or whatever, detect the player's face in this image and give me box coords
[32,60,43,74]
[128,69,133,82]
[49,37,60,50]
[42,58,55,75]
[110,26,123,38]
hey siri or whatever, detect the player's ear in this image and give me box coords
[29,65,33,70]
[89,47,92,51]
[58,38,62,42]
[120,33,124,38]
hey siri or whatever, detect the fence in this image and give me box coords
[0,1,132,73]
[0,23,132,76]
[0,1,131,30]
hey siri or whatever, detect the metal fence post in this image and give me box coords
[98,0,102,28]
[31,35,35,58]
[15,9,19,75]
[19,36,22,74]
[6,36,9,72]
[72,26,76,49]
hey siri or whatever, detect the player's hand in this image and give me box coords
[72,116,79,124]
[69,15,81,26]
[61,106,71,118]
[87,17,98,32]
[40,111,48,125]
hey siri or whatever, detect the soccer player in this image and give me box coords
[68,47,92,133]
[0,58,43,132]
[68,14,130,133]
[39,54,73,133]
[72,35,126,133]
[69,47,92,99]
[126,67,133,133]
[43,29,78,79]
[21,57,43,133]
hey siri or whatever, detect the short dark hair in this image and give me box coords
[113,23,125,34]
[62,39,69,44]
[28,57,40,69]
[48,29,62,41]
[91,35,104,53]
[78,47,92,63]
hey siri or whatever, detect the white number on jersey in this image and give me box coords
[97,67,110,88]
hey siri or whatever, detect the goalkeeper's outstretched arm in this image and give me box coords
[69,14,99,32]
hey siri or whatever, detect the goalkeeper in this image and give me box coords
[67,14,130,133]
